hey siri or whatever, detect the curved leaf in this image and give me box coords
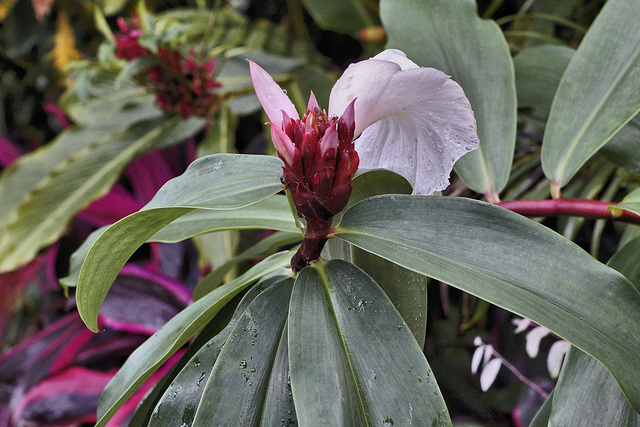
[148,274,289,426]
[289,260,450,426]
[95,254,292,426]
[513,45,574,113]
[76,154,283,332]
[551,347,640,427]
[541,0,640,188]
[0,115,202,273]
[150,195,298,242]
[334,195,640,411]
[192,275,295,425]
[381,0,517,195]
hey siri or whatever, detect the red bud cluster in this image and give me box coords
[273,95,359,271]
[114,17,220,119]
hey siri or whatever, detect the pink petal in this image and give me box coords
[307,90,320,112]
[319,124,339,156]
[328,58,400,137]
[249,60,299,128]
[270,124,296,166]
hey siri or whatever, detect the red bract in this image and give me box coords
[113,17,221,119]
[275,96,358,271]
[114,17,149,61]
[249,60,360,271]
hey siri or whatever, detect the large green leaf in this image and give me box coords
[150,194,298,242]
[513,45,574,113]
[541,0,640,188]
[301,0,376,34]
[289,260,450,426]
[193,231,301,300]
[550,347,640,426]
[76,154,283,332]
[149,274,291,426]
[334,195,640,411]
[61,195,298,290]
[602,113,640,174]
[192,276,295,425]
[543,236,640,425]
[348,169,429,348]
[381,0,517,195]
[0,115,203,273]
[95,255,292,426]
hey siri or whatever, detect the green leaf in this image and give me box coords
[348,169,428,348]
[541,0,640,188]
[609,236,640,290]
[513,45,574,113]
[95,254,292,426]
[529,390,554,427]
[148,275,287,426]
[602,113,640,174]
[76,154,283,332]
[334,195,640,411]
[381,0,517,195]
[0,115,203,273]
[546,232,640,425]
[289,260,450,426]
[551,347,640,426]
[192,276,295,425]
[150,195,299,242]
[611,187,640,217]
[193,231,301,300]
[301,0,376,34]
[351,249,429,349]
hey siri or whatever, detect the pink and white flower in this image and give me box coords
[249,49,479,269]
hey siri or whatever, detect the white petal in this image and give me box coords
[249,60,299,127]
[471,345,485,374]
[525,326,550,358]
[480,358,502,391]
[356,78,478,195]
[483,344,494,366]
[547,340,570,379]
[328,59,400,137]
[512,317,531,334]
[372,49,420,70]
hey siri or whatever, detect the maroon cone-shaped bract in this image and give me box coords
[272,94,358,271]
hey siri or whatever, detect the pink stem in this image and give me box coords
[497,198,640,225]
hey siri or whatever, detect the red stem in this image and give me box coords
[497,198,640,225]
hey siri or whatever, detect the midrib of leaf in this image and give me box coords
[316,264,372,427]
[332,228,640,380]
[0,116,181,270]
[551,34,640,184]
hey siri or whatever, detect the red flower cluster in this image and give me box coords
[275,95,358,271]
[114,17,220,118]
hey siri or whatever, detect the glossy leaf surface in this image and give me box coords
[334,195,640,411]
[192,276,295,425]
[289,260,450,426]
[95,255,292,426]
[76,154,283,332]
[541,0,640,187]
[381,0,517,195]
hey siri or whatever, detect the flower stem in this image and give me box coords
[487,347,550,399]
[497,198,640,225]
